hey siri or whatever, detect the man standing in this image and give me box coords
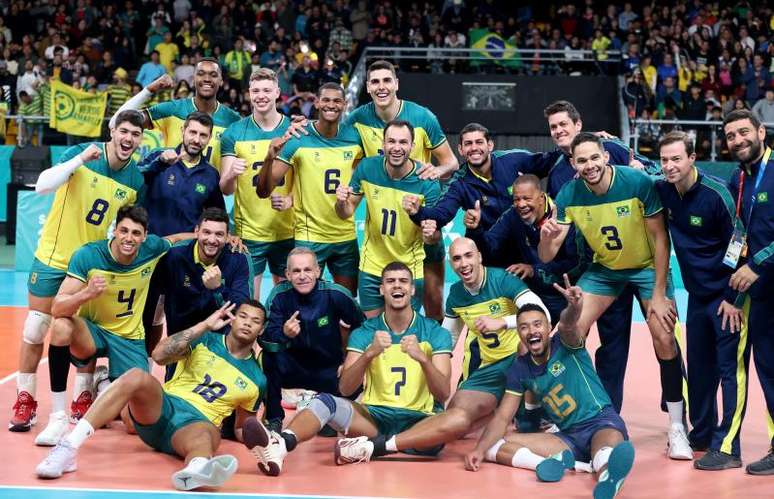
[655,131,746,470]
[335,120,441,316]
[724,109,774,474]
[220,69,293,300]
[10,111,146,436]
[261,247,364,430]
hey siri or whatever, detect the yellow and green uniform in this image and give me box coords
[347,311,452,436]
[445,267,532,399]
[145,97,241,172]
[224,50,250,81]
[30,142,144,297]
[221,114,293,276]
[556,165,673,299]
[106,83,132,116]
[276,122,363,277]
[66,235,171,379]
[350,156,440,311]
[135,331,266,456]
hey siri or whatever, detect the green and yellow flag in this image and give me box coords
[469,29,522,68]
[49,80,107,137]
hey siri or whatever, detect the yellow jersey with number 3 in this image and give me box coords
[66,235,171,339]
[347,312,452,414]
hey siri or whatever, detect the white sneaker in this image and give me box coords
[35,411,70,446]
[36,440,78,478]
[334,436,374,465]
[171,455,238,491]
[248,426,288,477]
[667,424,693,460]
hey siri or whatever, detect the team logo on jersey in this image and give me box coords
[689,216,703,227]
[488,303,501,315]
[314,152,321,162]
[616,206,630,217]
[372,187,380,199]
[195,183,206,194]
[141,267,151,278]
[549,361,566,377]
[317,316,330,327]
[167,174,176,186]
[235,377,248,390]
[757,192,768,203]
[585,209,592,221]
[183,275,191,287]
[114,188,127,200]
[250,144,257,155]
[343,151,354,160]
[91,176,99,188]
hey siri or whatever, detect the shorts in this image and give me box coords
[245,238,294,276]
[295,240,359,278]
[358,271,424,312]
[70,319,149,380]
[132,392,210,456]
[423,240,446,264]
[578,263,675,300]
[458,354,516,401]
[555,405,629,462]
[27,258,67,298]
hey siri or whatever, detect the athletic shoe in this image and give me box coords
[36,440,78,478]
[693,450,742,471]
[35,411,70,446]
[245,421,287,477]
[335,436,374,465]
[171,455,238,490]
[536,449,575,482]
[93,366,110,400]
[69,390,94,423]
[593,441,635,499]
[667,425,693,460]
[266,418,283,434]
[746,449,774,475]
[9,391,38,432]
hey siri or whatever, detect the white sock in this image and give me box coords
[592,446,613,474]
[51,391,67,414]
[17,373,36,397]
[64,419,95,449]
[485,438,506,462]
[666,401,684,428]
[575,461,593,473]
[511,447,545,470]
[72,373,94,399]
[385,435,398,452]
[524,402,541,410]
[186,456,210,473]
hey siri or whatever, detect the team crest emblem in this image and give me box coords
[114,188,127,200]
[343,151,353,160]
[141,267,151,278]
[689,216,702,227]
[616,206,630,217]
[757,192,768,203]
[235,377,248,390]
[317,316,330,327]
[183,275,191,287]
[167,174,175,186]
[250,144,256,154]
[195,183,206,194]
[488,303,501,314]
[372,187,380,199]
[550,361,566,377]
[314,152,321,162]
[585,209,592,221]
[91,176,99,188]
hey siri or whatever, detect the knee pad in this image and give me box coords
[307,393,354,434]
[22,311,52,345]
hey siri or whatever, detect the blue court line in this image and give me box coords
[0,486,395,499]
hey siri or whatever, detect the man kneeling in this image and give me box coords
[464,276,634,499]
[243,262,453,475]
[36,301,268,491]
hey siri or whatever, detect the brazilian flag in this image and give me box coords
[469,29,522,68]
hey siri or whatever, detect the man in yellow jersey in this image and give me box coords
[36,300,268,491]
[345,59,459,321]
[110,58,241,171]
[36,206,193,446]
[244,262,452,475]
[9,111,146,436]
[538,132,692,460]
[220,68,293,300]
[334,119,441,316]
[320,237,551,462]
[256,83,364,294]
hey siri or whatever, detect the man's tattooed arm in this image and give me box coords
[151,322,209,365]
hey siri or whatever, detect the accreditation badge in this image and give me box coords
[723,226,746,269]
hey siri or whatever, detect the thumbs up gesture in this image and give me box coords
[464,200,482,229]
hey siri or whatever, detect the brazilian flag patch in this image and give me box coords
[317,316,329,327]
[757,192,768,203]
[689,216,702,227]
[195,183,207,194]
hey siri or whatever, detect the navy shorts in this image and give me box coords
[555,406,629,462]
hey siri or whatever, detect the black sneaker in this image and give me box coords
[693,450,741,470]
[746,449,774,475]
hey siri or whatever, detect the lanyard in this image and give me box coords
[736,148,772,223]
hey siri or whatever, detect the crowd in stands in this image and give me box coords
[0,1,772,153]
